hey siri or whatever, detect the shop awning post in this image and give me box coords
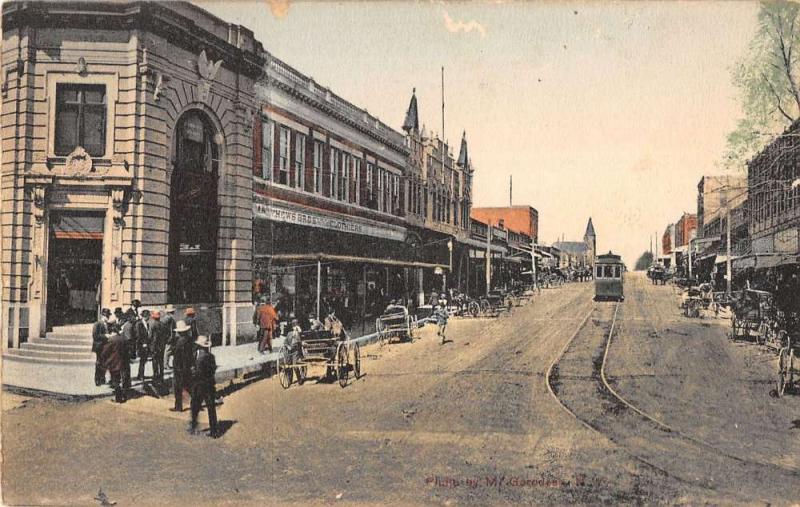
[316,259,321,321]
[485,221,492,296]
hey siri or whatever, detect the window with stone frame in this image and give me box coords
[54,83,107,157]
[261,118,273,180]
[313,140,324,193]
[278,127,290,185]
[366,162,375,208]
[354,158,361,205]
[294,132,305,189]
[331,147,340,199]
[341,152,350,202]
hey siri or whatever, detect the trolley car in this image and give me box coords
[594,252,625,302]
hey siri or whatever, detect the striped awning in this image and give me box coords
[51,212,104,240]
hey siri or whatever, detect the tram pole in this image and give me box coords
[485,220,492,296]
[316,259,321,321]
[726,207,732,297]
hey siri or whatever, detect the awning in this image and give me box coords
[733,253,798,270]
[51,212,104,240]
[256,253,449,270]
[461,237,507,253]
[715,255,736,265]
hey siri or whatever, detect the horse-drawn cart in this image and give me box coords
[729,289,775,343]
[777,316,800,396]
[277,325,361,389]
[376,304,417,343]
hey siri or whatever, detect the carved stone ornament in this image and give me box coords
[65,147,94,175]
[76,56,88,75]
[197,50,222,104]
[31,185,48,225]
[111,188,126,229]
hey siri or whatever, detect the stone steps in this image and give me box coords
[4,348,95,364]
[4,323,97,364]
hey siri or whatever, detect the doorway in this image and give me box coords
[47,211,104,328]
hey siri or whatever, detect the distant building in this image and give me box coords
[553,218,597,269]
[675,213,697,248]
[697,175,747,240]
[471,206,539,244]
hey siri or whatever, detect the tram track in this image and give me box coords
[620,282,800,475]
[546,299,800,504]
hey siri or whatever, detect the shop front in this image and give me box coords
[253,199,448,333]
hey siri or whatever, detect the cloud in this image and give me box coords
[442,10,487,38]
[266,0,290,19]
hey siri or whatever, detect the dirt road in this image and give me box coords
[4,276,795,505]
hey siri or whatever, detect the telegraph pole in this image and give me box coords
[485,221,492,295]
[726,207,732,296]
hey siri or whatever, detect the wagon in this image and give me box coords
[776,313,800,396]
[477,290,514,317]
[376,304,418,343]
[729,289,775,343]
[276,327,361,389]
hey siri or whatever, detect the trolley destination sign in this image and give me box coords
[253,201,407,242]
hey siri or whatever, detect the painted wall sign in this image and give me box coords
[254,201,406,242]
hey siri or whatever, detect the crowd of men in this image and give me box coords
[91,301,219,438]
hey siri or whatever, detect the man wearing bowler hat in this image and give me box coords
[171,320,194,412]
[189,335,219,438]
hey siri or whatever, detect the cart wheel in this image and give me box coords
[468,301,480,318]
[337,343,349,388]
[297,365,307,386]
[778,347,790,397]
[277,355,293,389]
[480,299,490,314]
[352,343,361,379]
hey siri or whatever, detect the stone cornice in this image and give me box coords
[2,1,265,79]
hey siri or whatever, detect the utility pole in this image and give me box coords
[726,207,732,297]
[441,66,445,143]
[485,221,492,296]
[509,175,513,207]
[531,238,538,291]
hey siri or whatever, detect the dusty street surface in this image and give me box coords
[552,272,800,505]
[3,278,794,505]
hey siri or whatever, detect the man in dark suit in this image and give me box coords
[102,320,128,403]
[171,320,195,412]
[119,314,135,391]
[189,335,218,438]
[149,310,169,385]
[92,308,112,386]
[135,309,152,381]
[161,304,177,369]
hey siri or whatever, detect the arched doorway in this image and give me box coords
[168,110,221,303]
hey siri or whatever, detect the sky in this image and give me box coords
[198,0,759,266]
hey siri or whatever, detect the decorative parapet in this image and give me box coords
[263,52,408,156]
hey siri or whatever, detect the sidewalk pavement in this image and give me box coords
[2,330,386,399]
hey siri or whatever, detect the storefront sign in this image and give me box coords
[254,201,406,242]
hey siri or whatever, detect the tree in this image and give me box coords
[634,251,654,271]
[726,2,800,169]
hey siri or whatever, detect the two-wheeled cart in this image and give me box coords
[276,329,361,389]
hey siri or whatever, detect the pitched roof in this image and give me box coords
[584,217,596,237]
[402,88,419,132]
[457,131,468,167]
[553,241,589,254]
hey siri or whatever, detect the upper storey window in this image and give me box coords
[55,84,106,157]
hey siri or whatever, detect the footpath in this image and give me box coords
[1,329,391,399]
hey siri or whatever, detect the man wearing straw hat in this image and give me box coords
[189,335,219,438]
[171,320,194,412]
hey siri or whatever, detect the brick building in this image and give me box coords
[470,206,539,244]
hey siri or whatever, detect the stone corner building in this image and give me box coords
[1,2,262,347]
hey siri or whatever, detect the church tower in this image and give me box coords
[584,217,596,266]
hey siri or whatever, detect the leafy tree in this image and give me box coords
[634,251,654,271]
[726,2,800,169]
